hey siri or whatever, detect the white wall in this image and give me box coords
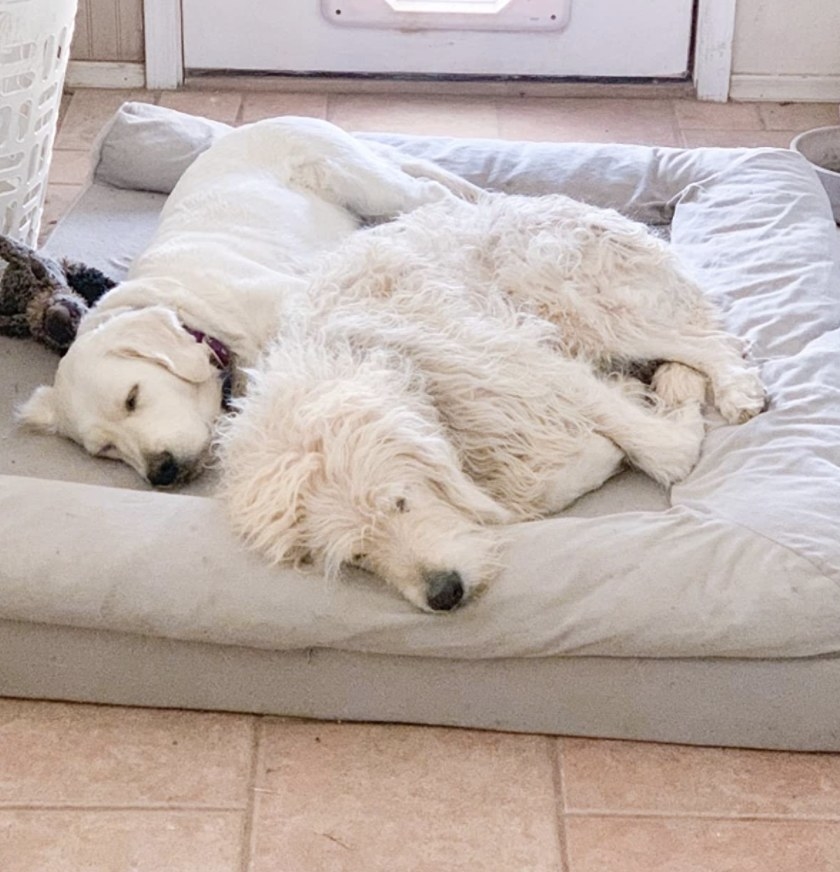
[730,0,840,101]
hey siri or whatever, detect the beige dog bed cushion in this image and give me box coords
[1,102,839,749]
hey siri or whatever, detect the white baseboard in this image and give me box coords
[66,61,146,89]
[730,74,840,103]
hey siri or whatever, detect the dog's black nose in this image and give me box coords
[425,570,465,612]
[147,452,180,488]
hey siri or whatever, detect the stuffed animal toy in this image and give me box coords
[0,234,116,354]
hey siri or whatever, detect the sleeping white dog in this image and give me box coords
[17,116,479,486]
[214,192,766,612]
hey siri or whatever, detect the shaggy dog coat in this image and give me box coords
[216,192,765,612]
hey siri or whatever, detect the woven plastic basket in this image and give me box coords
[0,0,77,246]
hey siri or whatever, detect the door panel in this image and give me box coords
[183,0,694,79]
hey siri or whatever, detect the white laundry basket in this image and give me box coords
[0,0,77,246]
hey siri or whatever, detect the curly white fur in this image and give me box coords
[217,191,765,612]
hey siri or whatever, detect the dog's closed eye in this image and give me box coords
[125,384,139,413]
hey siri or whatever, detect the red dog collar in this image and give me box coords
[182,325,232,370]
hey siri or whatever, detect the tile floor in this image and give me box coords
[12,87,839,870]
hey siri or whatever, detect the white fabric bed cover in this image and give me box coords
[1,103,839,664]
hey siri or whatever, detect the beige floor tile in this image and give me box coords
[757,102,839,132]
[565,816,840,872]
[48,149,95,186]
[498,97,680,146]
[562,738,840,818]
[250,721,561,872]
[680,128,797,148]
[158,91,243,124]
[57,92,73,133]
[40,183,84,242]
[0,699,256,808]
[673,99,763,130]
[0,809,243,872]
[328,94,500,138]
[241,92,328,123]
[55,89,157,151]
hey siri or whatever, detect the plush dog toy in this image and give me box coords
[0,234,116,354]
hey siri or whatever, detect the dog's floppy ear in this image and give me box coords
[220,441,322,568]
[109,307,215,384]
[415,437,513,525]
[16,385,59,433]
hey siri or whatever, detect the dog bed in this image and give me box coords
[1,102,839,749]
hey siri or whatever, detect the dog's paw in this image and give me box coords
[410,175,482,207]
[658,419,706,485]
[716,370,767,424]
[439,175,483,204]
[628,407,705,487]
[651,362,708,408]
[408,178,454,207]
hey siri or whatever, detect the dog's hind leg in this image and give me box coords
[614,328,765,424]
[361,140,483,204]
[538,434,626,514]
[578,376,707,487]
[313,153,470,222]
[257,117,476,220]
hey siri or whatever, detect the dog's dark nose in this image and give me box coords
[425,570,465,612]
[147,451,180,487]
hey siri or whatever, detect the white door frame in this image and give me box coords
[693,0,736,102]
[145,0,734,100]
[144,0,183,89]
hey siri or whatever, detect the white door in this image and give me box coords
[183,0,695,79]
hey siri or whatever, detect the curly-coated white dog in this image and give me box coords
[216,192,766,612]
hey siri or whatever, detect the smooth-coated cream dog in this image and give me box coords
[17,117,479,486]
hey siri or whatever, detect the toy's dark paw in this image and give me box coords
[62,261,117,305]
[42,298,85,351]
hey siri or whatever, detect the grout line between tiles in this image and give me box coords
[239,716,265,872]
[325,92,340,127]
[562,809,840,822]
[666,99,683,149]
[114,0,123,60]
[231,94,245,127]
[758,106,769,131]
[491,98,502,138]
[551,738,572,872]
[0,804,247,813]
[84,4,94,62]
